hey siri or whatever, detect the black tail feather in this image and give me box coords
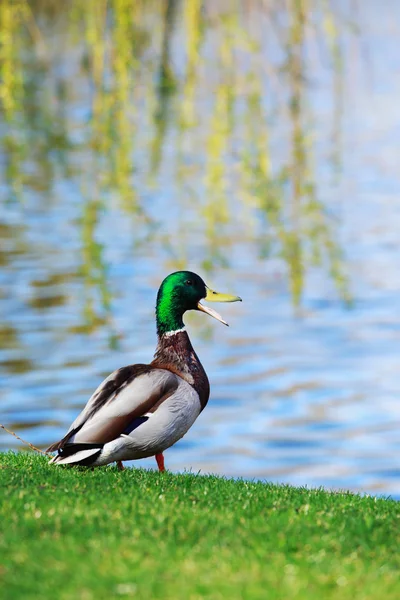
[58,442,104,458]
[74,449,103,466]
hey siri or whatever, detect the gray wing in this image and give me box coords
[47,365,179,450]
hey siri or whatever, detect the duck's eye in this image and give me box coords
[186,279,193,286]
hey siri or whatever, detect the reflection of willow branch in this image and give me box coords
[286,0,306,305]
[0,1,28,200]
[78,1,153,340]
[109,0,140,214]
[240,67,271,230]
[326,6,344,183]
[80,198,118,343]
[202,84,231,272]
[308,2,345,181]
[201,17,237,272]
[81,1,112,335]
[173,0,203,253]
[79,2,118,343]
[248,0,350,305]
[304,195,351,304]
[0,2,71,201]
[150,0,178,175]
[287,0,350,305]
[180,0,202,130]
[85,0,108,157]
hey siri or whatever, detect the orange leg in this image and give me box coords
[116,460,125,471]
[155,453,165,472]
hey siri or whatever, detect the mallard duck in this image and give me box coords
[47,271,241,471]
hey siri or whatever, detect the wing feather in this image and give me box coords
[47,365,178,450]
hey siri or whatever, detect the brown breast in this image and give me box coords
[151,330,210,410]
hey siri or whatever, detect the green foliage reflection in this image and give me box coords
[0,0,352,321]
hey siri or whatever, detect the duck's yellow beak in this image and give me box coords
[197,287,242,326]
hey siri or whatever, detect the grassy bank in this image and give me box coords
[1,452,399,599]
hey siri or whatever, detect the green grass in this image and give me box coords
[1,452,399,600]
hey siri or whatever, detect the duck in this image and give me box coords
[47,271,241,471]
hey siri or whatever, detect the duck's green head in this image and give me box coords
[156,271,241,336]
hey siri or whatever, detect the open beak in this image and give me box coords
[197,287,242,326]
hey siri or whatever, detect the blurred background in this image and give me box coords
[1,0,400,497]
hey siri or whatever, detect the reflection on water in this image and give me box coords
[1,0,400,497]
[0,0,350,307]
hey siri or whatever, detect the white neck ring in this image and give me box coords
[163,327,186,338]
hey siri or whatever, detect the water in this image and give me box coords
[1,0,400,497]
